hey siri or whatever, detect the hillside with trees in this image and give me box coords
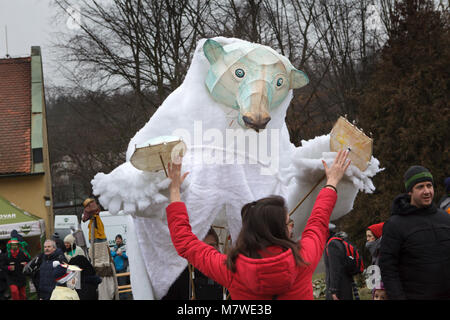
[339,0,449,249]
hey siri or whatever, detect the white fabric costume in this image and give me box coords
[91,37,382,299]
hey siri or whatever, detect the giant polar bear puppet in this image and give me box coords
[92,37,381,299]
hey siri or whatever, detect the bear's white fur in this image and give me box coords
[91,37,381,299]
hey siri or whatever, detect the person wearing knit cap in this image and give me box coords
[365,222,386,300]
[49,261,80,300]
[366,222,384,242]
[63,233,85,262]
[365,222,384,266]
[379,165,450,300]
[9,230,31,259]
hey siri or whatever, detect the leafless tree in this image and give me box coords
[48,0,389,201]
[52,0,209,109]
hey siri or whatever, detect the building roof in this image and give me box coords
[0,57,32,175]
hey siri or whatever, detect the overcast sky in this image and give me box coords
[0,0,68,86]
[1,0,446,88]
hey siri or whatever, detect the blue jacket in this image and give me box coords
[39,248,67,300]
[111,245,128,272]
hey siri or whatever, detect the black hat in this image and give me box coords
[404,165,433,192]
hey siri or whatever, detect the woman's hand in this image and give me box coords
[168,161,189,203]
[322,149,351,188]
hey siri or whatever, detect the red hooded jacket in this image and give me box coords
[166,188,337,300]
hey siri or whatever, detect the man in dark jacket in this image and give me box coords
[38,240,67,300]
[324,231,355,300]
[379,165,450,300]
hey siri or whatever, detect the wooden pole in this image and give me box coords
[159,153,168,177]
[90,220,95,264]
[288,174,326,217]
[188,264,196,300]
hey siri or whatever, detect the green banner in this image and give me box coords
[0,195,44,239]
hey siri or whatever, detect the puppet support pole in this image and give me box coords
[289,174,326,217]
[159,154,168,177]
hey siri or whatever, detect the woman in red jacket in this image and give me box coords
[166,150,351,300]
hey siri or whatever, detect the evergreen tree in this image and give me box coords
[339,0,450,249]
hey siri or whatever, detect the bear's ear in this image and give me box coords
[203,39,226,64]
[289,68,309,89]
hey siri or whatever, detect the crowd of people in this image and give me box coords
[0,151,448,300]
[324,166,450,300]
[0,198,130,300]
[165,153,450,300]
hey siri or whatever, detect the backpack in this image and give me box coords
[326,237,364,276]
[22,253,43,276]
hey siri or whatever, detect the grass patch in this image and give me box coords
[312,272,373,300]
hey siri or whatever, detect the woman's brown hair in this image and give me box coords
[226,195,308,272]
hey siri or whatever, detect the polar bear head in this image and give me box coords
[204,39,309,131]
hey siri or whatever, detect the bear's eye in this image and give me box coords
[235,68,245,78]
[276,78,283,87]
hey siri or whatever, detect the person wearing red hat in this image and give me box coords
[3,237,30,300]
[366,222,384,243]
[365,222,386,300]
[366,222,384,265]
